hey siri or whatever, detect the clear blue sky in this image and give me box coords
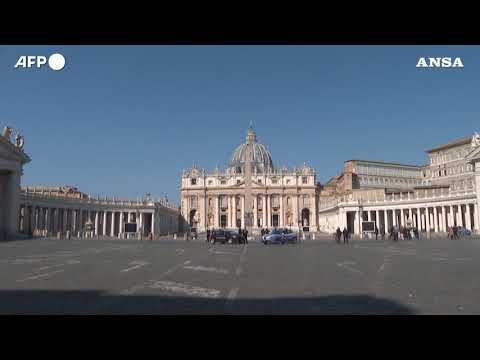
[1,45,479,204]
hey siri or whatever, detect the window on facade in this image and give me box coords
[302,176,308,184]
[258,178,262,183]
[208,180,213,185]
[286,179,290,184]
[191,178,197,185]
[272,179,278,184]
[221,180,226,185]
[237,180,241,185]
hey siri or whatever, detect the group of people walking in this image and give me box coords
[388,226,419,241]
[447,226,460,240]
[335,228,350,244]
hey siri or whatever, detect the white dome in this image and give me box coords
[228,127,274,174]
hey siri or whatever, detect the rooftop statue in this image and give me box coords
[15,133,24,149]
[2,126,12,142]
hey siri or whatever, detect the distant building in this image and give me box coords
[180,126,319,232]
[318,132,480,236]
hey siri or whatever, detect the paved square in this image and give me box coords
[0,237,479,314]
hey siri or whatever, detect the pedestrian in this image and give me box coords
[375,226,379,240]
[453,226,459,239]
[448,226,453,239]
[244,229,248,244]
[206,228,211,243]
[342,227,348,244]
[381,227,385,240]
[336,227,342,243]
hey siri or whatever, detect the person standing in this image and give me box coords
[375,226,379,240]
[336,227,341,243]
[342,227,348,244]
[206,228,211,243]
[244,228,248,244]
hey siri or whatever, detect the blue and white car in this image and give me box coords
[262,228,298,244]
[457,227,472,236]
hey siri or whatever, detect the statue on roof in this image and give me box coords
[2,126,12,142]
[472,132,480,148]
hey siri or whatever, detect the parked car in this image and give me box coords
[210,229,229,244]
[227,230,246,244]
[210,229,245,244]
[457,226,472,236]
[262,228,297,244]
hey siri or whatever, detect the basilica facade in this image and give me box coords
[180,127,319,233]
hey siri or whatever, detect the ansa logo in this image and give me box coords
[416,57,464,68]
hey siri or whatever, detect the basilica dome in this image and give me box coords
[228,127,274,174]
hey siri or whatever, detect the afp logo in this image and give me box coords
[416,57,464,68]
[14,53,66,71]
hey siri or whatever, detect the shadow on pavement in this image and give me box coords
[0,290,416,315]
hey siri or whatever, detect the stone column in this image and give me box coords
[94,211,99,236]
[232,195,237,228]
[267,195,271,228]
[279,195,284,227]
[456,205,463,227]
[383,209,388,231]
[448,205,454,227]
[119,211,124,235]
[474,203,479,231]
[4,171,21,237]
[433,207,438,232]
[240,196,245,228]
[111,211,115,236]
[263,194,268,228]
[102,211,107,236]
[45,208,50,234]
[78,210,83,233]
[311,195,318,230]
[215,196,220,228]
[425,207,430,233]
[253,195,258,228]
[466,204,472,230]
[151,212,156,236]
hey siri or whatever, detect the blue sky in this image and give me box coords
[1,45,479,204]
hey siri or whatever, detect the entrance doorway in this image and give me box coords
[272,214,279,227]
[220,215,227,228]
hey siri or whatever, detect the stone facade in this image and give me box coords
[180,127,319,233]
[318,132,480,235]
[0,126,30,240]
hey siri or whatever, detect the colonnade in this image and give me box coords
[345,202,478,234]
[18,205,156,237]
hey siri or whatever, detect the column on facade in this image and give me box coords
[433,206,438,232]
[466,204,472,230]
[44,208,50,234]
[151,212,155,235]
[474,204,479,231]
[266,194,271,228]
[457,205,463,227]
[215,196,220,228]
[253,195,258,228]
[311,195,317,230]
[240,196,245,228]
[102,211,107,236]
[94,211,99,236]
[383,209,388,231]
[119,211,124,236]
[78,209,83,234]
[263,194,268,229]
[110,211,115,236]
[279,195,284,227]
[448,205,453,227]
[425,207,430,233]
